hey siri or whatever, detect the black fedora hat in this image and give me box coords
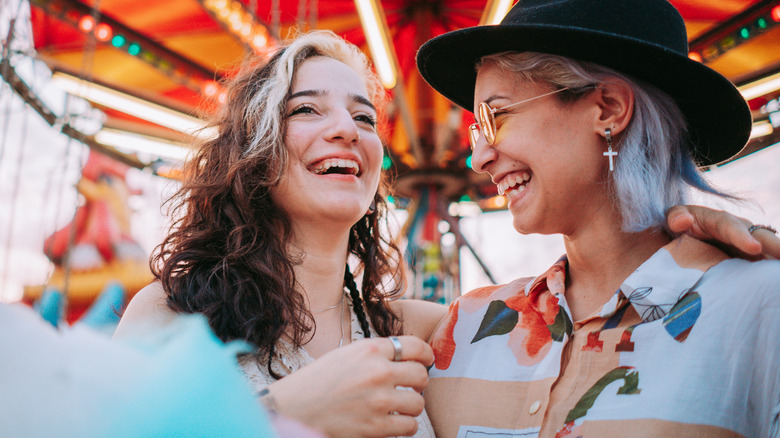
[416,0,752,166]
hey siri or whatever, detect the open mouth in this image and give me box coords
[309,158,360,177]
[497,171,531,196]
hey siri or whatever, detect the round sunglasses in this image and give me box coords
[468,87,573,149]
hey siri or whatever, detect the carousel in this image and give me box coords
[2,0,780,327]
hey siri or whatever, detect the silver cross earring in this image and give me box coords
[603,128,617,172]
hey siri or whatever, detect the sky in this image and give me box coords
[1,1,779,303]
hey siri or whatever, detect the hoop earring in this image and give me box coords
[603,128,618,172]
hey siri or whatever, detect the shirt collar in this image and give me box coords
[618,235,727,322]
[523,236,727,323]
[524,255,568,298]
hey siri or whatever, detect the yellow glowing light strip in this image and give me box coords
[95,129,193,161]
[749,120,773,139]
[739,71,780,101]
[50,72,216,138]
[202,0,273,52]
[480,0,514,25]
[354,0,398,89]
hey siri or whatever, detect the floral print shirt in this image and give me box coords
[425,236,780,438]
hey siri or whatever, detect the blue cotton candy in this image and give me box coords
[0,304,276,438]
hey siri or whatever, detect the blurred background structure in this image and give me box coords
[2,0,780,327]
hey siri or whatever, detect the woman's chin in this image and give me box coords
[512,223,534,235]
[511,213,542,235]
[311,206,368,228]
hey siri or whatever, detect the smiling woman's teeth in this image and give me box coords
[311,158,359,175]
[501,184,527,197]
[497,172,531,196]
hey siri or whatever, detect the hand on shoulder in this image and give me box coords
[667,205,780,260]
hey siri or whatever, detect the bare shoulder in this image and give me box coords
[390,299,448,342]
[112,282,178,340]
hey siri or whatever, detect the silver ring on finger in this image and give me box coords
[389,336,403,362]
[748,224,777,235]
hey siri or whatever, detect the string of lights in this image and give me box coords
[0,56,193,179]
[197,0,277,56]
[29,0,225,99]
[689,0,780,64]
[1,56,147,170]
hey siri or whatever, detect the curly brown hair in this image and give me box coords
[151,31,405,368]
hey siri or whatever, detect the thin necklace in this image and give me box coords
[311,293,345,348]
[337,292,345,348]
[313,294,344,313]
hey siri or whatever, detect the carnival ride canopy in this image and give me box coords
[24,0,780,208]
[3,0,780,306]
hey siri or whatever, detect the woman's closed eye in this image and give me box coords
[287,104,317,117]
[288,104,375,128]
[493,109,511,119]
[354,113,377,128]
[494,108,520,127]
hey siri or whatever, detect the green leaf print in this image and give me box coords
[564,366,642,424]
[547,306,573,341]
[471,300,519,344]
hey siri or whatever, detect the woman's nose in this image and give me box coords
[326,110,360,143]
[470,138,497,173]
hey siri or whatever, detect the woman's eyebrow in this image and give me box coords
[288,89,375,111]
[483,95,509,106]
[289,89,325,99]
[351,94,376,111]
[473,95,507,116]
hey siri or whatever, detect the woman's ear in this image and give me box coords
[593,79,635,137]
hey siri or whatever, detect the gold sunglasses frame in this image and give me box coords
[468,87,572,149]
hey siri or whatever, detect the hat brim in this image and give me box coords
[417,24,752,166]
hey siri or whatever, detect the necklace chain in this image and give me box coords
[313,293,344,313]
[337,292,345,348]
[300,293,346,357]
[273,293,347,377]
[311,293,346,348]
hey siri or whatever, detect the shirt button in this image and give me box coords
[529,400,541,415]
